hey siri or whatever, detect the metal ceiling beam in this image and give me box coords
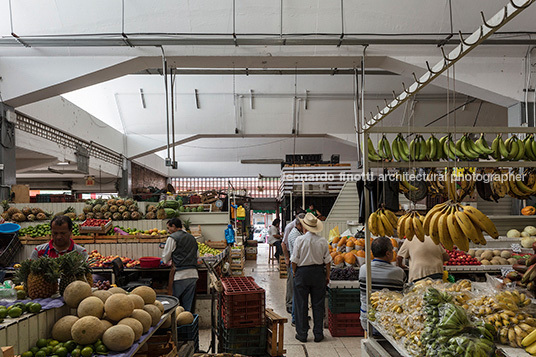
[136,69,395,75]
[1,34,536,47]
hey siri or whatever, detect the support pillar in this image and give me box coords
[0,104,16,202]
[117,159,132,198]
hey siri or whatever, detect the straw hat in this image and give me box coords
[299,212,323,233]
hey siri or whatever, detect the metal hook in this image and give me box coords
[412,72,426,85]
[440,46,463,62]
[480,7,508,29]
[392,91,397,100]
[401,82,411,95]
[458,29,482,47]
[510,0,532,9]
[426,61,441,75]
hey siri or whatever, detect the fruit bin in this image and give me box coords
[177,314,199,341]
[79,219,112,234]
[265,308,287,357]
[327,287,361,314]
[327,310,365,337]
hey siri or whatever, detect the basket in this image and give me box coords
[0,223,21,234]
[327,310,365,337]
[177,314,199,341]
[218,321,267,356]
[139,257,161,268]
[79,219,112,234]
[327,287,361,314]
[0,232,23,267]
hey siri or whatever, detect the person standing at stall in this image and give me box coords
[30,215,87,260]
[291,213,331,343]
[162,218,199,312]
[268,218,283,261]
[396,235,449,282]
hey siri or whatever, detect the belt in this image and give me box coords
[297,264,325,268]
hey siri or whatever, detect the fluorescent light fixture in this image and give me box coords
[241,159,282,164]
[57,161,69,166]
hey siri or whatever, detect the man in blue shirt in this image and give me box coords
[359,237,406,330]
[225,224,235,246]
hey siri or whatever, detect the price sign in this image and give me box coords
[501,267,514,277]
[511,243,522,253]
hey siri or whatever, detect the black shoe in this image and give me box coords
[295,334,307,343]
[286,307,292,314]
[314,335,324,343]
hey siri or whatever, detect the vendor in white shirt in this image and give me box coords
[268,218,283,261]
[162,218,198,312]
[291,213,332,343]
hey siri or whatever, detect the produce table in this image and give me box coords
[0,297,70,354]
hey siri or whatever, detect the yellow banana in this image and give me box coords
[405,214,415,241]
[454,210,480,246]
[423,202,447,232]
[368,212,379,236]
[397,213,408,238]
[462,205,499,238]
[447,211,469,251]
[412,214,425,242]
[384,209,399,228]
[438,207,454,250]
[379,212,394,236]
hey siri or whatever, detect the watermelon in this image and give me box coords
[158,200,179,209]
[157,208,177,219]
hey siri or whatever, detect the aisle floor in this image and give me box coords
[198,242,363,356]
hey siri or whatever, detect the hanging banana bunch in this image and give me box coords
[397,211,425,241]
[506,168,536,199]
[423,201,499,251]
[368,208,398,237]
[377,135,393,161]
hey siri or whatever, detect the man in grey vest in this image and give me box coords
[162,218,199,312]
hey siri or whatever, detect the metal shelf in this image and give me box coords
[366,126,536,134]
[367,160,536,168]
[369,321,412,357]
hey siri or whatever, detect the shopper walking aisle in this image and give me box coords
[198,242,363,357]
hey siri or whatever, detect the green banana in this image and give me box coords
[443,136,455,160]
[506,136,520,160]
[392,137,401,161]
[382,135,392,160]
[491,134,501,160]
[377,137,387,159]
[410,136,418,160]
[498,135,510,159]
[397,134,410,162]
[419,136,428,160]
[460,135,480,160]
[524,135,536,160]
[475,133,494,156]
[449,137,465,159]
[514,136,526,161]
[428,135,437,160]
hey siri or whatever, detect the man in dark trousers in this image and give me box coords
[162,218,199,312]
[291,213,332,343]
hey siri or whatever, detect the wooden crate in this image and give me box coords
[206,240,227,250]
[279,257,288,279]
[246,253,257,261]
[266,308,287,357]
[94,235,118,243]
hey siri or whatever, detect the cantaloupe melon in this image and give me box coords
[142,304,162,326]
[108,287,128,295]
[154,300,164,313]
[118,317,143,341]
[64,281,92,308]
[104,294,134,321]
[102,325,135,351]
[128,294,145,310]
[176,311,194,326]
[176,306,185,314]
[78,296,104,319]
[131,309,152,333]
[131,286,156,304]
[100,319,113,333]
[160,315,172,329]
[71,316,103,345]
[52,315,79,342]
[92,290,112,303]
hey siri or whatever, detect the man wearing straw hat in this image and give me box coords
[291,212,332,343]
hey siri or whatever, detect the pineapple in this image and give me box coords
[86,212,95,219]
[122,211,131,220]
[83,205,93,214]
[1,212,9,221]
[77,213,86,221]
[128,204,138,212]
[112,212,121,220]
[125,199,134,207]
[101,204,109,212]
[58,251,88,295]
[103,212,112,220]
[31,207,43,215]
[12,213,26,222]
[22,207,32,216]
[109,205,118,213]
[116,199,125,206]
[93,204,102,213]
[118,205,127,213]
[15,258,59,299]
[107,199,116,206]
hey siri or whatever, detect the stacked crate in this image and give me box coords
[177,314,199,353]
[245,241,258,260]
[230,246,245,277]
[327,281,364,337]
[278,257,288,279]
[218,277,267,356]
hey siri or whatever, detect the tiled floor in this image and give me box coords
[198,242,363,356]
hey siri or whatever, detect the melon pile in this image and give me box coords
[54,282,166,351]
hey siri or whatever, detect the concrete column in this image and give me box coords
[117,159,132,198]
[0,104,16,201]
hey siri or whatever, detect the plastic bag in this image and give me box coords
[328,226,340,243]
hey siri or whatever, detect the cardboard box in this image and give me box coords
[11,185,30,203]
[246,247,257,254]
[246,253,257,261]
[2,346,14,357]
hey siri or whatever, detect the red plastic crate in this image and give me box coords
[219,292,265,329]
[327,310,365,337]
[221,276,264,294]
